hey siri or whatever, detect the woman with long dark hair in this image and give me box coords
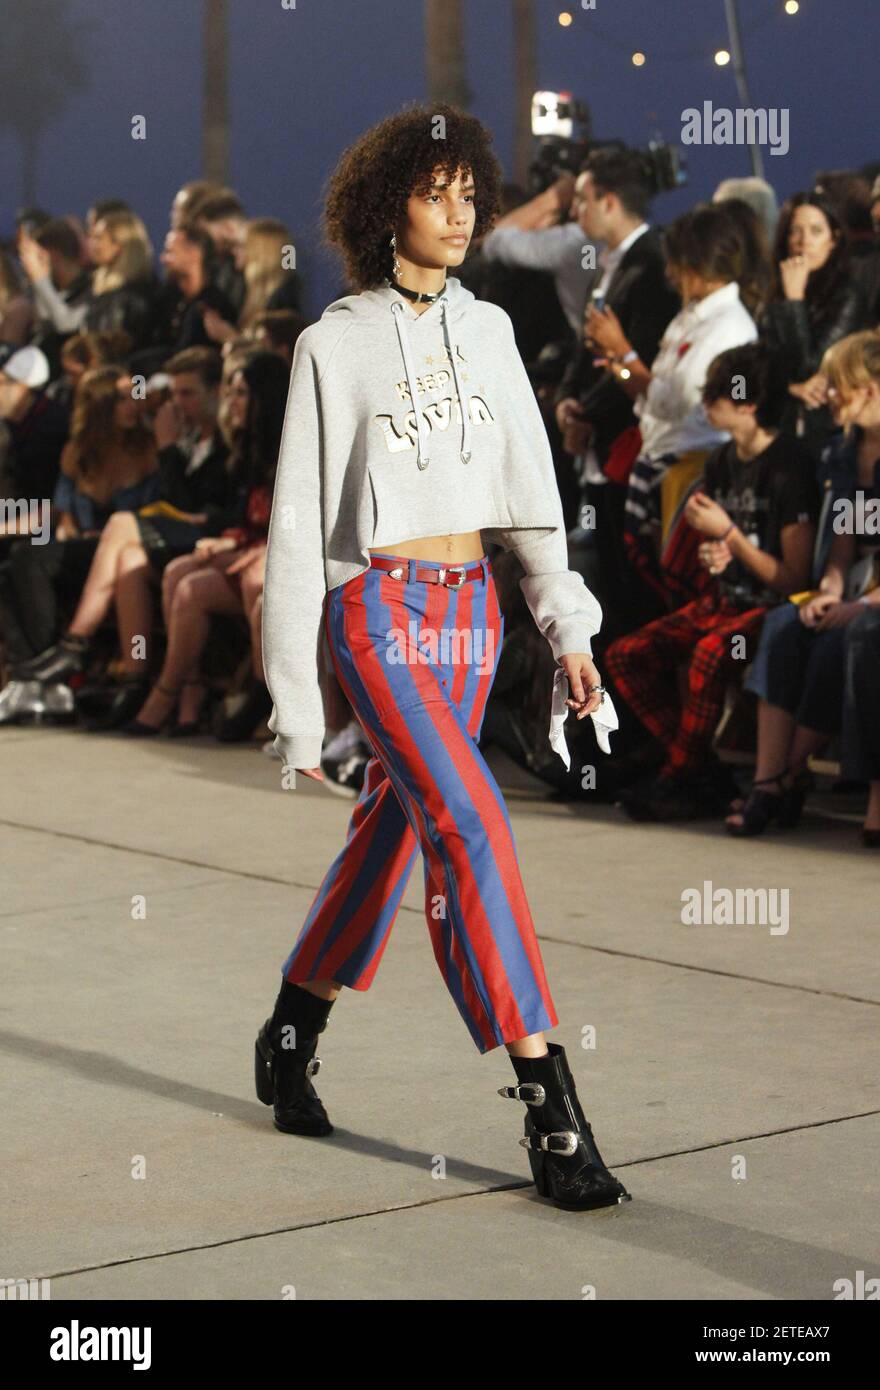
[255,103,629,1213]
[761,191,868,453]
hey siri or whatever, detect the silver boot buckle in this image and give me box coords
[497,1082,546,1105]
[520,1130,578,1157]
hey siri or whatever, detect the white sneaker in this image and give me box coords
[321,720,368,761]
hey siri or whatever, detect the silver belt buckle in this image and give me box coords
[438,565,466,588]
[387,565,405,580]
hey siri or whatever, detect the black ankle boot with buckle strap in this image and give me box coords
[255,980,335,1136]
[501,1043,631,1210]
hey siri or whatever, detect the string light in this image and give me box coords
[558,0,800,66]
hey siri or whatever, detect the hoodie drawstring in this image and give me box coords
[390,296,470,469]
[441,298,471,465]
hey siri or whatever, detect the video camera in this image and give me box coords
[528,90,688,198]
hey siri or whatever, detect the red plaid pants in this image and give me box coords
[604,591,768,773]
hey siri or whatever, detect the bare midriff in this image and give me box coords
[368,531,485,563]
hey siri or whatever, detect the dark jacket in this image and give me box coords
[84,277,160,347]
[761,275,869,453]
[2,392,70,501]
[155,280,237,355]
[556,227,680,464]
[154,430,233,534]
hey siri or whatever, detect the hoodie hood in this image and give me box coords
[321,276,476,470]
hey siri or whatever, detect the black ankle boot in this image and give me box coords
[501,1044,631,1210]
[254,980,335,1136]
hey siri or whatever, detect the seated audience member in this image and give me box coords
[195,190,248,318]
[18,218,91,370]
[157,223,236,355]
[553,148,680,633]
[123,350,289,738]
[0,248,33,346]
[85,199,131,236]
[761,191,868,457]
[248,309,309,367]
[605,343,819,823]
[589,205,759,610]
[25,348,234,728]
[728,330,880,838]
[0,346,68,545]
[22,210,158,347]
[203,218,303,344]
[83,209,157,342]
[0,366,158,719]
[169,181,224,232]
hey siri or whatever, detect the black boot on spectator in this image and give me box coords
[605,737,666,793]
[617,767,730,822]
[85,675,153,732]
[214,675,272,742]
[23,632,93,684]
[255,980,335,1136]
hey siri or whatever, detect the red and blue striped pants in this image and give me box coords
[281,551,559,1054]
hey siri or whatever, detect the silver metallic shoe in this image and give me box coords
[0,680,48,725]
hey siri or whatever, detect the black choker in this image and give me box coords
[385,276,446,304]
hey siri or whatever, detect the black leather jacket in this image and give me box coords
[761,275,870,456]
[761,276,868,384]
[84,277,160,347]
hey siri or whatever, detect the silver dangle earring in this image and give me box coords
[390,232,402,279]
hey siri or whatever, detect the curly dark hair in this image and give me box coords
[321,102,504,291]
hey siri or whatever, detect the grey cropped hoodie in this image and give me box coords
[261,275,608,772]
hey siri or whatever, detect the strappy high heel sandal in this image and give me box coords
[726,767,811,838]
[121,680,182,737]
[777,766,813,829]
